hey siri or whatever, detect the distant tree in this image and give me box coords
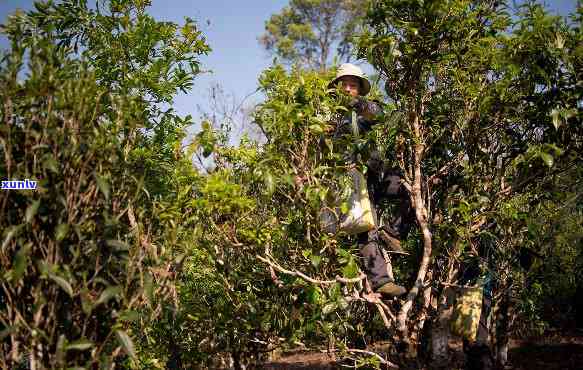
[259,0,368,70]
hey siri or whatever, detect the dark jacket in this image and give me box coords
[332,97,384,140]
[331,97,407,204]
[331,97,385,173]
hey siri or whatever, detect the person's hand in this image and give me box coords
[345,163,357,171]
[294,175,307,187]
[324,123,335,133]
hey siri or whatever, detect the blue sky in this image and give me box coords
[1,0,579,134]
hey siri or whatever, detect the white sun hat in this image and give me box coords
[328,63,371,96]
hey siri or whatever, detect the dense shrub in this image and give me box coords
[0,1,209,368]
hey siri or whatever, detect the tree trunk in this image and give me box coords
[430,286,455,366]
[30,346,37,370]
[396,109,433,356]
[233,351,242,370]
[411,270,434,358]
[494,285,511,368]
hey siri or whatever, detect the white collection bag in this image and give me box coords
[319,111,376,235]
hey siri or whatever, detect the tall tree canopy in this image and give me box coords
[259,0,368,70]
[358,0,582,363]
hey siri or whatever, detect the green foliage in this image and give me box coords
[359,0,582,346]
[0,0,209,368]
[0,39,153,368]
[259,0,369,70]
[162,1,579,366]
[3,0,211,200]
[1,0,580,368]
[150,65,398,366]
[5,0,210,104]
[179,2,581,363]
[513,166,583,334]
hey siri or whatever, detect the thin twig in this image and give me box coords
[428,152,465,183]
[376,299,397,322]
[346,290,397,326]
[440,281,480,289]
[324,348,399,368]
[269,266,284,288]
[375,303,392,329]
[256,255,366,285]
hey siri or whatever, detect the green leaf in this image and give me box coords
[309,254,322,268]
[144,273,154,305]
[202,144,213,158]
[305,286,321,304]
[43,155,59,173]
[95,286,122,307]
[309,124,324,134]
[10,244,31,281]
[324,138,333,152]
[106,239,129,252]
[94,173,110,200]
[25,200,40,223]
[329,283,342,300]
[341,259,358,278]
[37,260,49,275]
[322,302,336,315]
[477,195,489,204]
[118,310,140,322]
[264,171,275,195]
[55,223,69,241]
[540,152,554,167]
[2,225,23,250]
[116,330,136,359]
[67,338,94,351]
[56,334,67,365]
[80,288,93,315]
[49,273,74,297]
[340,201,349,214]
[336,248,350,260]
[336,297,349,310]
[550,108,560,129]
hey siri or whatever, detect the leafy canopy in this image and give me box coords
[259,0,369,70]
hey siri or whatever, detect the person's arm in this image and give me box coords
[354,98,383,121]
[351,98,383,132]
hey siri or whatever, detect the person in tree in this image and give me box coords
[327,63,413,297]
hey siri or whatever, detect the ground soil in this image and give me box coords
[263,331,583,369]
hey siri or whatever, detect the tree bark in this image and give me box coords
[494,285,511,367]
[430,286,455,366]
[411,269,434,358]
[396,109,433,355]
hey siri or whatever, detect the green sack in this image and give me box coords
[450,286,483,342]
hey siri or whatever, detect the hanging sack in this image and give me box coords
[319,111,376,235]
[450,285,483,342]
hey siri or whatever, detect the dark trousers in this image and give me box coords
[358,163,414,289]
[359,230,391,290]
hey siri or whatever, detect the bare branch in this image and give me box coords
[257,254,366,285]
[324,348,400,368]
